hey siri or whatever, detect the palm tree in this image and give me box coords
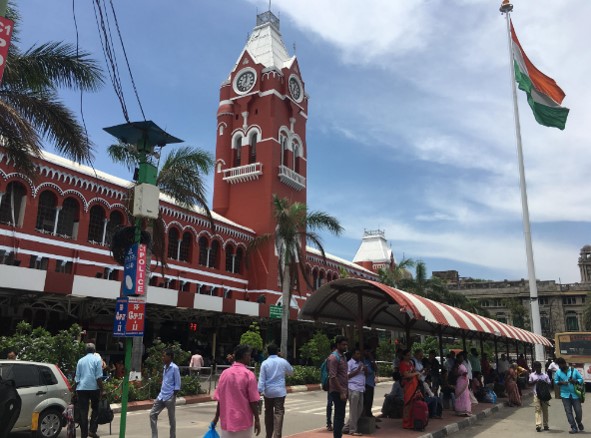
[107,143,214,268]
[107,142,213,211]
[377,257,415,288]
[250,195,343,355]
[0,6,104,176]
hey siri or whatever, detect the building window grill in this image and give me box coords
[0,182,26,226]
[56,197,80,238]
[167,228,180,260]
[88,205,105,243]
[35,191,58,233]
[179,232,192,262]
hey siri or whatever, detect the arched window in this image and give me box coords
[36,190,58,232]
[105,211,124,245]
[0,181,27,226]
[209,240,220,269]
[57,197,80,238]
[313,269,319,290]
[235,247,243,274]
[198,236,209,266]
[225,244,235,272]
[167,228,180,260]
[319,270,325,287]
[292,141,301,172]
[565,312,579,331]
[249,132,257,163]
[88,205,106,243]
[233,136,242,167]
[280,133,289,167]
[179,232,192,262]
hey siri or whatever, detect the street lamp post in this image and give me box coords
[104,121,182,438]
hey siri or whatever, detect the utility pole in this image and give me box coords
[105,121,182,438]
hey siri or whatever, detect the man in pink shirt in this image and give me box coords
[213,345,261,438]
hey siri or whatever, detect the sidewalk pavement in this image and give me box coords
[289,388,535,438]
[111,383,534,438]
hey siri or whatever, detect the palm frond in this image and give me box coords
[2,42,104,92]
[0,98,41,176]
[2,89,93,164]
[107,142,139,172]
[306,210,344,235]
[157,146,214,226]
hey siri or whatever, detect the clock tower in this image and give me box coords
[212,11,309,293]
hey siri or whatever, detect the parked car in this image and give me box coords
[0,360,71,438]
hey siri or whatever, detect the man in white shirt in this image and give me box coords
[189,350,204,373]
[413,349,426,381]
[497,354,510,382]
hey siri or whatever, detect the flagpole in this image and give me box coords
[499,0,544,362]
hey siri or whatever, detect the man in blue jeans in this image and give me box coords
[554,357,584,434]
[327,336,348,438]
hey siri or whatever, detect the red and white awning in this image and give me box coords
[299,278,551,347]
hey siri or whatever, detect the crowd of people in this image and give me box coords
[321,342,586,437]
[6,339,585,437]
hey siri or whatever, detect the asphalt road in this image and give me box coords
[451,397,590,437]
[10,382,390,438]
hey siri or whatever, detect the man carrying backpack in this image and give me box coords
[529,361,552,432]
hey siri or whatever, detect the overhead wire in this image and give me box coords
[71,0,98,177]
[108,0,146,121]
[91,0,130,122]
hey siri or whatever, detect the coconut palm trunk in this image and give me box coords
[281,263,291,356]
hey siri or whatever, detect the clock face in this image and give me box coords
[235,69,256,94]
[289,76,302,102]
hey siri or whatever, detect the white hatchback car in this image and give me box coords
[0,360,71,438]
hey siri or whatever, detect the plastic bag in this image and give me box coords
[204,422,220,438]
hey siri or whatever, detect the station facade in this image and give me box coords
[0,12,390,361]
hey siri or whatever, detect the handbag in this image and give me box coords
[570,368,586,403]
[204,422,221,438]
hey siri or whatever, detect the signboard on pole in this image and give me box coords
[122,243,147,296]
[269,305,282,319]
[0,16,14,84]
[113,297,145,337]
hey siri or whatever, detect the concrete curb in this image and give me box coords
[418,393,531,438]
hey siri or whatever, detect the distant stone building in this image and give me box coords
[432,246,591,339]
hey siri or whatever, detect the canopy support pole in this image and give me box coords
[524,342,527,365]
[494,338,499,370]
[438,330,444,369]
[462,334,467,352]
[480,336,484,356]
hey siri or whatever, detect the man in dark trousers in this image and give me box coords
[327,336,348,438]
[258,344,293,438]
[150,349,181,438]
[74,343,104,438]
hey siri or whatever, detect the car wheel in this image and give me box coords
[37,408,63,438]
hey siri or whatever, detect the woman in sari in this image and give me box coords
[399,349,420,429]
[505,364,522,406]
[454,352,472,416]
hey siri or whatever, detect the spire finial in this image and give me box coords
[268,0,272,12]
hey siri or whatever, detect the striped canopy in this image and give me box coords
[299,278,551,347]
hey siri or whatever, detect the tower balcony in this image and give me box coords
[222,162,263,184]
[278,165,306,191]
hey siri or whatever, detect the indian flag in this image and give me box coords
[511,20,569,130]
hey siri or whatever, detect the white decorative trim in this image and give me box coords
[222,163,263,184]
[278,165,306,191]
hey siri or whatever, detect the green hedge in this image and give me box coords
[285,365,321,385]
[102,375,201,403]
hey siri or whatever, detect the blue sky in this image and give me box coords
[16,0,591,283]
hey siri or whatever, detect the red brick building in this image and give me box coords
[0,11,386,359]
